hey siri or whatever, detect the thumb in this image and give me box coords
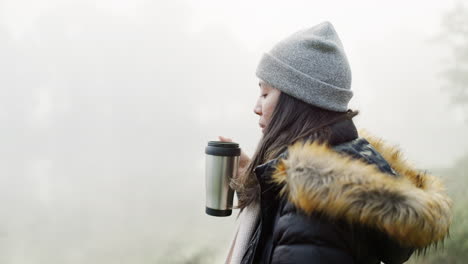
[218,136,233,142]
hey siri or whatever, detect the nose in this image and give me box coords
[253,99,262,116]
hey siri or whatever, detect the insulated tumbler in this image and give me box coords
[205,141,241,217]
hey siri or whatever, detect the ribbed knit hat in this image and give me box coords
[255,21,353,112]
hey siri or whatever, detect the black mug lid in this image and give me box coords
[206,141,241,156]
[207,141,239,148]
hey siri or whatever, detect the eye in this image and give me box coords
[261,94,267,98]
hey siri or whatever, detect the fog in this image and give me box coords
[0,0,466,263]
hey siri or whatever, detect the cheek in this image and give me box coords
[264,92,280,119]
[263,99,275,118]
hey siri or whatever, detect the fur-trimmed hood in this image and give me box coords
[269,129,453,249]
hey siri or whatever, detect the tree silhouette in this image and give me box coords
[440,1,468,122]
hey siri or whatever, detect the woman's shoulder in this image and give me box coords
[269,128,453,251]
[275,196,415,263]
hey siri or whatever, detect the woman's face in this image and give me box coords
[253,81,281,133]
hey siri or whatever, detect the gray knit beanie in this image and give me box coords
[255,21,353,112]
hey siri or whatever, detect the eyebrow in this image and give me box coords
[260,84,271,93]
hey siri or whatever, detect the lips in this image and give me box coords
[259,123,266,133]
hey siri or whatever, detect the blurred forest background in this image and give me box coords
[0,0,467,263]
[408,2,468,264]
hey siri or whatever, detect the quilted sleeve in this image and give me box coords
[270,201,355,264]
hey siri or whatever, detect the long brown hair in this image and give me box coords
[231,90,360,210]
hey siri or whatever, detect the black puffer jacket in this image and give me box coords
[240,124,452,264]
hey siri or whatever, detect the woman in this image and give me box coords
[220,21,453,264]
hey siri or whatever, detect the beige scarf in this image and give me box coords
[225,201,260,264]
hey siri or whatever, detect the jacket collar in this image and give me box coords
[269,128,452,249]
[253,119,360,216]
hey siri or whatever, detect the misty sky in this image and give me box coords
[0,0,467,263]
[2,0,466,168]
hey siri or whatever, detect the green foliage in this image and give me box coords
[408,153,468,264]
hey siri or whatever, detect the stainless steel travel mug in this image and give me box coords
[205,141,240,217]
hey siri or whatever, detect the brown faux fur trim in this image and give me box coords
[270,128,453,248]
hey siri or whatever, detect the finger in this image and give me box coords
[218,136,233,142]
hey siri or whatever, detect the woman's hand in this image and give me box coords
[218,136,251,179]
